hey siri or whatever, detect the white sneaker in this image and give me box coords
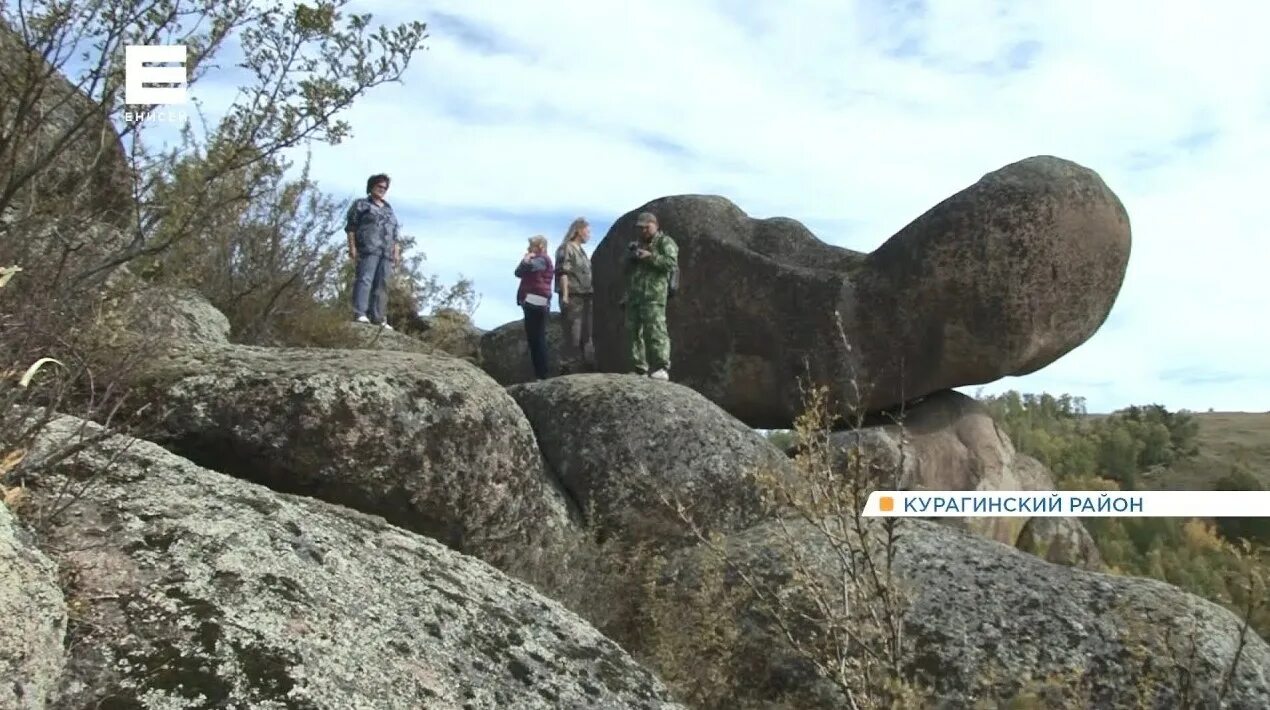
[355,315,370,323]
[649,369,669,381]
[382,322,394,331]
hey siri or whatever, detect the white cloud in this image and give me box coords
[178,0,1270,413]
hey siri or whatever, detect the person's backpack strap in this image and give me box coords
[657,234,679,298]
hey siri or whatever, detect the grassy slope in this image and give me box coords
[1140,412,1270,490]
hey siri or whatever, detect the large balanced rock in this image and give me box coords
[0,503,66,710]
[825,390,1101,568]
[591,156,1131,428]
[480,312,567,385]
[132,342,578,569]
[507,374,795,545]
[661,518,1270,709]
[21,416,683,709]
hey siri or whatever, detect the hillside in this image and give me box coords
[1142,412,1270,490]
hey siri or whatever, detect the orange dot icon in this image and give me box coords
[880,496,894,512]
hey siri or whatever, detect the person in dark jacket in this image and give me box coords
[515,235,554,380]
[344,173,401,328]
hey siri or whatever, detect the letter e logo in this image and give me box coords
[125,45,187,105]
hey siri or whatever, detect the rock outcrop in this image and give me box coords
[480,312,568,385]
[508,374,794,545]
[418,309,484,361]
[120,287,233,344]
[1016,515,1104,569]
[825,390,1101,568]
[16,24,1240,710]
[346,321,438,354]
[591,156,1132,428]
[20,416,683,709]
[131,342,578,568]
[663,518,1270,709]
[0,21,132,230]
[116,287,448,355]
[0,503,66,710]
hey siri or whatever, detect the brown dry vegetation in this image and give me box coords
[530,382,1267,709]
[977,393,1270,641]
[1145,412,1270,490]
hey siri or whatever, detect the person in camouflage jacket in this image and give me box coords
[624,211,678,379]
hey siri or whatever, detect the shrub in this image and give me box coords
[0,1,431,520]
[650,379,929,707]
[1213,465,1270,547]
[135,148,477,350]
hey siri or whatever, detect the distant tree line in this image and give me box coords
[977,391,1200,490]
[763,389,1269,640]
[979,390,1268,639]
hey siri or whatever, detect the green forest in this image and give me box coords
[979,391,1269,639]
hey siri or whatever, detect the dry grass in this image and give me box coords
[1143,412,1270,490]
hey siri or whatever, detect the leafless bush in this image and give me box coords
[1,1,433,532]
[0,263,145,532]
[642,375,928,709]
[134,143,479,349]
[506,317,931,708]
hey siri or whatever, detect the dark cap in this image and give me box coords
[634,212,657,226]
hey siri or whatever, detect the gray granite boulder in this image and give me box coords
[507,374,794,546]
[131,342,578,569]
[418,309,484,361]
[661,517,1269,708]
[0,503,66,710]
[345,320,438,354]
[479,312,568,385]
[0,21,132,231]
[824,390,1101,568]
[1016,515,1104,570]
[120,287,233,345]
[18,416,683,709]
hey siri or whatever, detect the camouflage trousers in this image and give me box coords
[559,294,595,373]
[626,300,670,373]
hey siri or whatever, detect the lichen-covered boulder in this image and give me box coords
[0,21,132,230]
[120,287,233,344]
[0,502,66,710]
[345,320,438,354]
[479,313,568,385]
[23,416,684,710]
[662,518,1269,709]
[1016,515,1104,570]
[824,390,1101,568]
[418,309,484,361]
[132,342,578,568]
[591,156,1131,428]
[508,374,794,546]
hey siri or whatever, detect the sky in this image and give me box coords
[148,0,1270,414]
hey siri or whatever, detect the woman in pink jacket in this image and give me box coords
[514,235,554,380]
